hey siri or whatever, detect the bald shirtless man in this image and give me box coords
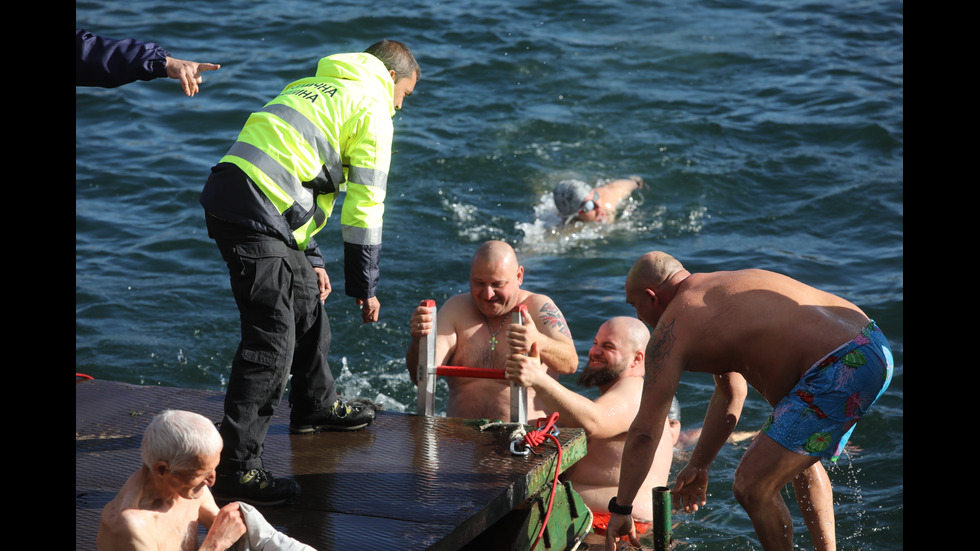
[97,410,246,551]
[406,240,578,420]
[505,316,678,539]
[605,252,894,551]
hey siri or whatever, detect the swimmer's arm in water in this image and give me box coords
[600,176,643,204]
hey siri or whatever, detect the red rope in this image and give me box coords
[524,413,562,551]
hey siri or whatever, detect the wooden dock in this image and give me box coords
[75,378,590,550]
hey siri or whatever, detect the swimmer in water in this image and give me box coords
[553,176,643,225]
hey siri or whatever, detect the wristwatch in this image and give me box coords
[608,496,633,515]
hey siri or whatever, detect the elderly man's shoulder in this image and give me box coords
[99,474,140,520]
[98,499,155,549]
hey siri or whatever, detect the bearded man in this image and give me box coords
[504,316,678,535]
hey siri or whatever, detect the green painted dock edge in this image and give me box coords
[455,421,591,551]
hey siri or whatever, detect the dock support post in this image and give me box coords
[652,485,672,550]
[417,300,437,416]
[509,305,528,425]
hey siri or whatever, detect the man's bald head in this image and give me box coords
[580,316,650,387]
[471,240,519,272]
[625,251,688,326]
[601,316,651,355]
[626,251,685,294]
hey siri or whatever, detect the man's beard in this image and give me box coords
[577,360,625,388]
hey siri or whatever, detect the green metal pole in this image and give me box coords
[652,486,672,550]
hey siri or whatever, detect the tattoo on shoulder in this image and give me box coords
[646,318,677,385]
[538,303,573,339]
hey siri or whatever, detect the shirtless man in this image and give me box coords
[97,410,246,550]
[406,240,578,420]
[505,316,678,535]
[605,252,894,551]
[553,176,643,225]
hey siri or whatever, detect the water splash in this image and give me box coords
[439,193,511,243]
[333,356,411,413]
[516,187,651,256]
[828,448,873,546]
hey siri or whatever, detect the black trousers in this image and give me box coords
[207,213,337,472]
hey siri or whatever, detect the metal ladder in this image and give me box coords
[416,300,528,424]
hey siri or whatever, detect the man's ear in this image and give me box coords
[152,460,170,478]
[644,288,658,308]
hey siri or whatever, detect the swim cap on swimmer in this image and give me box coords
[668,396,681,422]
[553,179,592,221]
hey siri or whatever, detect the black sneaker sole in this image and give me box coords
[289,421,372,434]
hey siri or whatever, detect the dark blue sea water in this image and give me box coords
[76,1,903,549]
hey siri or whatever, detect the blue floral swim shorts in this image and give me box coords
[762,321,893,462]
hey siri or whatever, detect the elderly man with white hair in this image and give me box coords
[97,410,313,550]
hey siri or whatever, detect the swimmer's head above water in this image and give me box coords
[554,179,595,224]
[554,176,643,225]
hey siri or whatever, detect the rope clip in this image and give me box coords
[510,440,532,456]
[535,415,560,438]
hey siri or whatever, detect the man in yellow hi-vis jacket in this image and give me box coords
[200,40,420,506]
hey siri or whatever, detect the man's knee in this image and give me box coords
[732,467,760,509]
[732,460,783,511]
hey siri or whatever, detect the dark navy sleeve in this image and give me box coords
[304,238,326,269]
[76,29,171,88]
[344,243,381,300]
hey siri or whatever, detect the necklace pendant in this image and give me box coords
[484,315,506,353]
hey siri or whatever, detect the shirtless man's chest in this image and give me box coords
[446,312,547,420]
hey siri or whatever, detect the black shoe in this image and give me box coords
[290,399,376,434]
[212,468,300,506]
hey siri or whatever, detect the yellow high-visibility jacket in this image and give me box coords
[201,52,394,299]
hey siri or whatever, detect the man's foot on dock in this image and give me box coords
[290,399,376,434]
[212,468,300,506]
